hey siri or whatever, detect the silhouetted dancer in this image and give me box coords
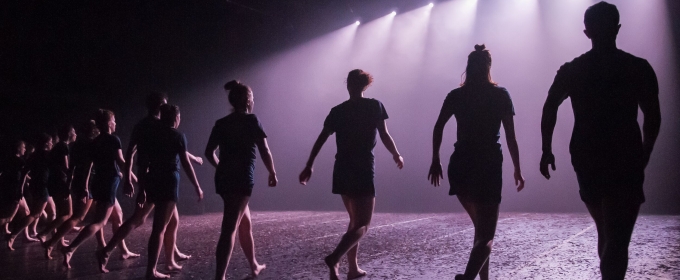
[97,92,200,273]
[300,69,404,280]
[429,45,525,280]
[0,141,28,234]
[5,133,53,249]
[540,2,661,279]
[36,124,76,247]
[60,109,126,268]
[206,80,275,280]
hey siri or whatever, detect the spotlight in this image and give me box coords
[355,20,361,25]
[428,3,434,8]
[390,11,397,16]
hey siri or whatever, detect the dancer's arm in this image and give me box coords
[123,140,137,197]
[255,138,277,187]
[502,115,525,191]
[540,68,569,179]
[377,120,403,169]
[205,127,220,168]
[639,62,661,168]
[299,128,332,185]
[187,152,203,165]
[429,101,454,187]
[180,152,203,201]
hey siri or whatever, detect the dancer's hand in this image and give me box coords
[539,152,556,179]
[393,154,404,169]
[268,173,278,187]
[515,169,525,192]
[299,166,313,185]
[123,176,135,197]
[194,157,204,165]
[136,190,146,207]
[428,160,443,187]
[196,188,204,202]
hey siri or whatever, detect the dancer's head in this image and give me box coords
[146,91,168,116]
[12,140,26,157]
[78,120,99,140]
[94,109,116,134]
[58,124,76,143]
[584,2,620,42]
[36,133,53,151]
[346,69,373,96]
[160,104,181,128]
[224,80,253,113]
[462,44,495,87]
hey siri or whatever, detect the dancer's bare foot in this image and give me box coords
[146,270,171,279]
[60,238,69,247]
[166,262,183,272]
[43,243,54,260]
[73,226,82,232]
[324,255,340,280]
[174,250,191,261]
[37,234,47,244]
[96,249,110,273]
[4,225,9,235]
[24,234,40,242]
[121,250,141,260]
[251,263,266,277]
[347,268,367,280]
[6,234,16,251]
[61,247,73,269]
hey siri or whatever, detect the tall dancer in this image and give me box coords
[98,92,199,273]
[299,69,404,280]
[428,45,525,280]
[206,80,276,280]
[540,2,660,279]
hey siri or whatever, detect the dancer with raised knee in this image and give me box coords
[206,80,276,280]
[143,104,203,279]
[540,2,660,279]
[299,69,404,280]
[428,45,525,280]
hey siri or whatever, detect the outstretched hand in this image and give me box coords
[299,166,313,185]
[428,161,443,187]
[540,152,556,179]
[514,169,525,191]
[394,154,404,169]
[268,173,278,187]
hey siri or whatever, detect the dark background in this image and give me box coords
[1,0,678,215]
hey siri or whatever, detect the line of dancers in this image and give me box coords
[0,2,662,280]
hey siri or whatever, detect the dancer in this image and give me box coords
[540,2,660,279]
[37,124,76,244]
[0,141,28,232]
[6,134,52,250]
[97,92,197,274]
[60,109,124,268]
[299,69,404,280]
[206,80,276,280]
[428,45,524,280]
[144,104,203,279]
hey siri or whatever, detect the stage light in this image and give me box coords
[428,3,434,8]
[355,20,361,25]
[390,11,397,16]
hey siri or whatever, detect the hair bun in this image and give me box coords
[474,44,486,52]
[224,80,241,91]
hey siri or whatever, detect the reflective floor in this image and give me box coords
[1,212,678,279]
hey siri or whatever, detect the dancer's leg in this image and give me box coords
[237,205,266,277]
[215,194,250,280]
[458,196,499,280]
[146,201,176,279]
[325,195,375,280]
[110,199,139,259]
[61,202,114,269]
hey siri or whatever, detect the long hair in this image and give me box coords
[94,109,115,133]
[461,44,496,87]
[224,80,252,112]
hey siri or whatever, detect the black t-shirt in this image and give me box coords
[147,126,187,174]
[548,49,658,156]
[0,155,25,195]
[207,113,267,185]
[323,98,389,164]
[130,116,159,172]
[91,133,122,177]
[70,139,93,181]
[442,85,514,148]
[48,141,69,179]
[27,150,50,187]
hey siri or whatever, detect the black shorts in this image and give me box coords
[47,173,70,199]
[332,161,375,197]
[571,153,645,205]
[90,174,120,206]
[146,171,180,203]
[215,172,254,197]
[448,146,503,205]
[28,182,49,203]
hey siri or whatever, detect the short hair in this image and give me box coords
[346,69,374,92]
[146,91,168,113]
[57,124,74,142]
[160,104,180,126]
[12,140,25,153]
[224,80,252,111]
[78,120,99,139]
[584,2,619,31]
[94,109,115,132]
[36,133,52,148]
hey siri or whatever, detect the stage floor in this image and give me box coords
[2,212,678,279]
